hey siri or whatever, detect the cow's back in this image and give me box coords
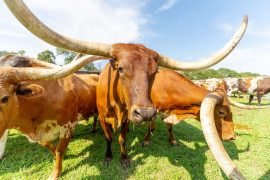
[151,69,207,111]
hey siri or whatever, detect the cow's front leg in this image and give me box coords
[48,129,74,180]
[119,120,130,169]
[248,95,254,105]
[167,123,178,146]
[100,116,113,164]
[142,121,155,147]
[0,129,9,159]
[41,142,57,158]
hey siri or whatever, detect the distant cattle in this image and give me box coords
[194,77,270,106]
[0,54,105,180]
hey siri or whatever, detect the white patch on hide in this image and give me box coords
[224,78,239,96]
[0,130,9,159]
[25,118,79,144]
[158,111,180,124]
[247,77,263,94]
[163,114,179,124]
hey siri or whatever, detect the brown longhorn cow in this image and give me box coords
[0,54,100,160]
[144,69,235,146]
[4,1,247,179]
[0,54,107,180]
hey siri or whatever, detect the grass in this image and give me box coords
[0,97,269,179]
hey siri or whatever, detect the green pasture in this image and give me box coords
[0,98,269,179]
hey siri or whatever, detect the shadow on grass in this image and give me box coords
[63,118,249,179]
[0,118,251,179]
[259,169,270,180]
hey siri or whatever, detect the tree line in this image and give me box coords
[181,68,262,80]
[0,48,99,71]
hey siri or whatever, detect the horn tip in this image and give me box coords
[243,14,248,24]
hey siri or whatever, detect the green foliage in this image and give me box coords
[37,50,56,64]
[56,48,77,64]
[0,50,25,56]
[182,68,263,80]
[56,48,98,71]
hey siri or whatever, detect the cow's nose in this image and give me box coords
[133,108,157,122]
[229,135,236,141]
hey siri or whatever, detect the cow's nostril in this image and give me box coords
[230,136,236,141]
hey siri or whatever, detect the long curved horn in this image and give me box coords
[28,58,60,68]
[4,0,112,57]
[229,98,270,109]
[3,55,107,82]
[200,92,245,180]
[158,15,248,72]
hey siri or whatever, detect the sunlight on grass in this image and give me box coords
[0,99,269,179]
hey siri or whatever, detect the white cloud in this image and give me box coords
[0,0,150,64]
[212,44,270,75]
[156,0,178,13]
[216,19,270,38]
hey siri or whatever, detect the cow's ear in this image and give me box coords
[191,101,202,106]
[15,83,44,98]
[110,59,119,69]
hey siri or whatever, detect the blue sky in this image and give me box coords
[1,0,270,75]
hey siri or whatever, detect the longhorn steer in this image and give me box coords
[144,69,246,179]
[5,0,247,178]
[0,54,100,160]
[224,77,270,106]
[144,69,235,147]
[0,54,106,180]
[194,77,270,106]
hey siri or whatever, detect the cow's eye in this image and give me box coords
[218,110,226,116]
[118,67,123,73]
[1,96,9,103]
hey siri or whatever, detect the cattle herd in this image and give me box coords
[0,0,269,180]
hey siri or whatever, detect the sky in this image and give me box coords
[0,0,270,75]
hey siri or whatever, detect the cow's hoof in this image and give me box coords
[104,157,112,165]
[170,140,179,147]
[122,159,131,169]
[142,140,150,147]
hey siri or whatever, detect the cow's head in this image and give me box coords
[212,88,235,141]
[0,76,44,134]
[110,44,158,124]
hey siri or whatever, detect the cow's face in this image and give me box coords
[111,44,158,124]
[0,79,15,135]
[0,78,44,135]
[213,90,235,141]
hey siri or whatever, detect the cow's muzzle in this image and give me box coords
[132,108,157,123]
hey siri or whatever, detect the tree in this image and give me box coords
[218,68,238,77]
[37,50,56,64]
[0,50,25,56]
[56,48,98,71]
